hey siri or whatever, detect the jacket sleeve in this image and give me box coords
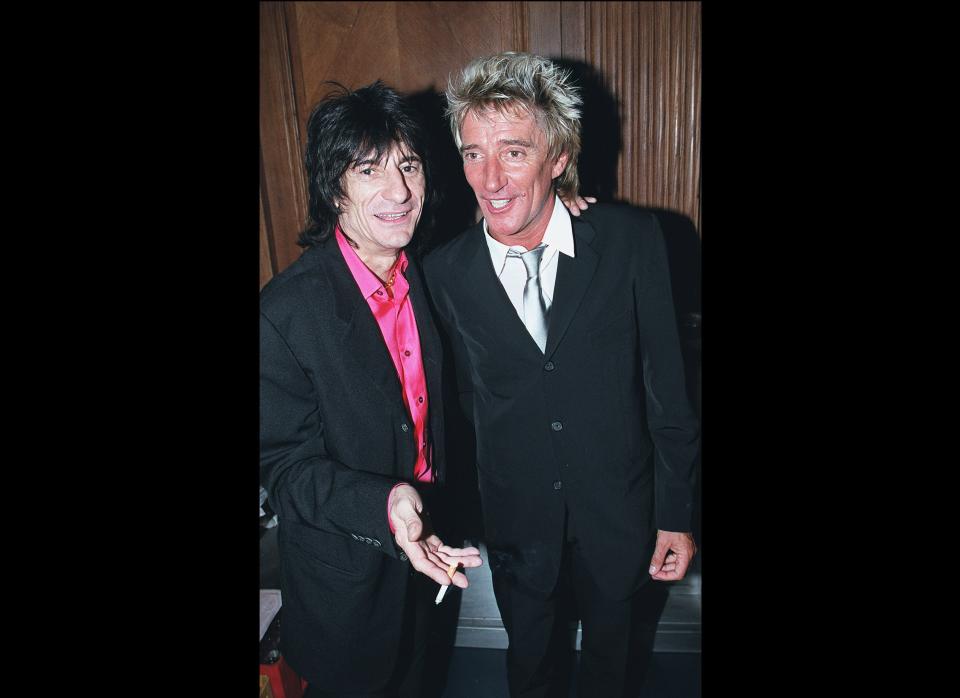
[634,214,700,533]
[260,309,400,558]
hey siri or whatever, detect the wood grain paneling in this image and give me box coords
[527,2,562,59]
[605,1,698,232]
[560,2,586,61]
[526,1,701,234]
[287,1,525,133]
[260,1,309,277]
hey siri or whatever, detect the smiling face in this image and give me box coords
[459,106,568,248]
[336,142,425,260]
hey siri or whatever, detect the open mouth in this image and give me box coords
[487,198,515,212]
[374,211,412,222]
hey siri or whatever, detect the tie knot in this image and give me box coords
[507,244,546,278]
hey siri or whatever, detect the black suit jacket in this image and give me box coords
[423,203,698,601]
[260,239,445,690]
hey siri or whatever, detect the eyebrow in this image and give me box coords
[353,153,421,167]
[459,138,534,153]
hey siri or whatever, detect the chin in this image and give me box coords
[490,221,522,238]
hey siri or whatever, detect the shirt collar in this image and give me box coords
[483,194,576,274]
[335,225,408,300]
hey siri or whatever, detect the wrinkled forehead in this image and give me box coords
[464,102,547,140]
[351,138,421,167]
[460,102,548,145]
[469,101,538,125]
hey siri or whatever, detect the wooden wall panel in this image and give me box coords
[287,1,525,125]
[260,2,310,277]
[526,1,701,234]
[598,1,699,232]
[527,2,562,59]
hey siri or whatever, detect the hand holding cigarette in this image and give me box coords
[388,485,483,588]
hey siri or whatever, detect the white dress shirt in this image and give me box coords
[483,194,576,322]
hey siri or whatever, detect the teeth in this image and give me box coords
[377,212,408,220]
[490,199,511,209]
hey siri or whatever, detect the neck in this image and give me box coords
[357,248,400,283]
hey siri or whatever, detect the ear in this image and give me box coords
[551,151,569,180]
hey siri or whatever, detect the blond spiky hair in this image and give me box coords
[446,52,582,199]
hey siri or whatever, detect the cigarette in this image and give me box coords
[434,563,459,605]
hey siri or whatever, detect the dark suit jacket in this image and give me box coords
[423,203,698,601]
[260,238,445,690]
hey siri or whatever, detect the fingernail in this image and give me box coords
[649,565,657,573]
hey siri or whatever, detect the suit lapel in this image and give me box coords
[545,218,599,358]
[462,224,554,356]
[318,242,404,407]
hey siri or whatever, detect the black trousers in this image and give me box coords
[491,537,661,698]
[303,570,434,698]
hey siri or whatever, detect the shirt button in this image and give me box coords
[376,290,383,295]
[551,421,563,431]
[418,396,424,403]
[404,350,411,357]
[544,361,555,371]
[401,423,409,432]
[553,480,562,490]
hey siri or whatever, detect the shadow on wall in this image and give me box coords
[552,58,622,204]
[407,88,479,256]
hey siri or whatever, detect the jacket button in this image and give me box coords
[551,421,563,431]
[544,361,555,371]
[400,552,408,561]
[372,539,381,547]
[553,480,562,490]
[401,423,409,432]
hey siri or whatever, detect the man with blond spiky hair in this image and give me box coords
[423,52,699,697]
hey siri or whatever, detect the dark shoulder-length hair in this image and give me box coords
[297,80,438,248]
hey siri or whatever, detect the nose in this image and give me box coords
[383,167,412,204]
[482,157,506,193]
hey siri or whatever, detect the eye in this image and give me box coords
[358,167,374,176]
[463,152,479,161]
[401,163,420,174]
[507,150,524,159]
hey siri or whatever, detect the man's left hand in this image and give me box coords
[389,484,483,587]
[648,530,697,581]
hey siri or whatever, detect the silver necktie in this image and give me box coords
[507,244,550,353]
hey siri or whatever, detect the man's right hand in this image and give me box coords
[388,483,483,587]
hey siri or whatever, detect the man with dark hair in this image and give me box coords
[424,53,700,697]
[259,80,483,698]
